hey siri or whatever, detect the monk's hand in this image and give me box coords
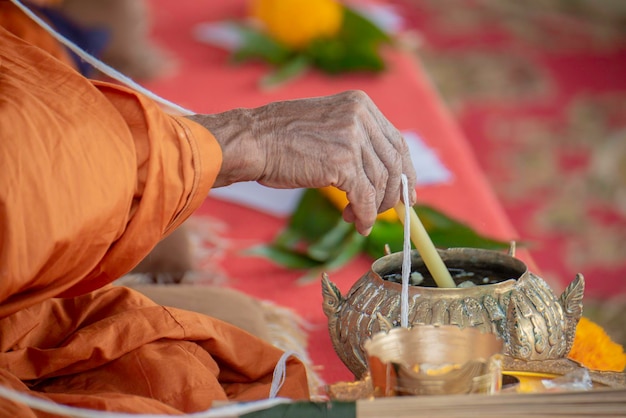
[186,90,417,236]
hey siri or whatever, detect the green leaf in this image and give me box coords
[340,7,392,45]
[246,219,365,278]
[230,24,292,65]
[307,38,386,73]
[297,229,367,284]
[249,189,344,270]
[260,55,310,89]
[364,220,405,259]
[416,205,512,250]
[229,8,392,77]
[305,8,391,74]
[307,218,354,262]
[364,205,512,259]
[275,189,342,249]
[322,228,367,270]
[244,190,366,275]
[245,190,511,276]
[245,245,321,269]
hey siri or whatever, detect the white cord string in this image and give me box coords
[9,0,194,116]
[400,174,411,328]
[269,350,304,399]
[0,350,299,417]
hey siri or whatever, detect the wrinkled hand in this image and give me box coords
[187,90,417,235]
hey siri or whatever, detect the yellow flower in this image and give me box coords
[568,317,626,372]
[250,0,344,49]
[319,186,398,222]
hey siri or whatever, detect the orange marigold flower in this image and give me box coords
[568,316,626,372]
[250,0,344,49]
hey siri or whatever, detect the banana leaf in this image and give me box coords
[231,23,292,65]
[364,206,511,259]
[246,189,513,278]
[306,8,391,74]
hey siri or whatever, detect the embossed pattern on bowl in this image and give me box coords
[322,248,584,379]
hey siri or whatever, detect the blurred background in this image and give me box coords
[26,0,625,348]
[401,0,626,345]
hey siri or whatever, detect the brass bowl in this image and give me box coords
[322,247,585,379]
[365,325,503,397]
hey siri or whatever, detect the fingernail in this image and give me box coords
[362,226,373,236]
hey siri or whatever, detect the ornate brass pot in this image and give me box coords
[322,248,585,379]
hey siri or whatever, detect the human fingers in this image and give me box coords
[362,98,417,211]
[338,93,416,232]
[342,175,379,236]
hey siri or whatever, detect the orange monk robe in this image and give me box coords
[0,24,309,416]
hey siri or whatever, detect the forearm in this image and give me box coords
[186,109,265,188]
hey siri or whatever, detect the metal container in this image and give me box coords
[322,247,584,379]
[364,325,503,396]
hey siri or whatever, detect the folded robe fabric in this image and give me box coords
[0,20,309,415]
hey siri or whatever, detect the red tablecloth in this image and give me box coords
[144,0,535,385]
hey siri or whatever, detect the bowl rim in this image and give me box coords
[370,247,527,292]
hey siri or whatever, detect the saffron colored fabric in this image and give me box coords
[0,22,309,415]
